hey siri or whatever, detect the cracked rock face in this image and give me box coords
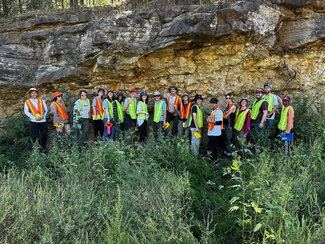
[0,0,324,122]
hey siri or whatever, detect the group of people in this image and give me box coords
[24,83,294,157]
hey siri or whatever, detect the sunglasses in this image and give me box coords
[57,95,62,97]
[81,94,87,97]
[225,97,231,99]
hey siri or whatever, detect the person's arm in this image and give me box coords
[92,99,97,119]
[285,107,294,134]
[42,99,48,119]
[50,103,60,124]
[123,98,130,111]
[259,102,268,128]
[224,105,236,118]
[162,102,167,126]
[193,112,198,131]
[269,95,279,118]
[24,102,36,121]
[215,110,223,125]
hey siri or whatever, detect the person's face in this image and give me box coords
[264,86,271,94]
[108,91,114,98]
[154,95,160,101]
[142,95,147,101]
[241,100,247,107]
[183,95,188,101]
[130,92,136,98]
[98,90,104,97]
[170,88,177,95]
[255,92,263,99]
[196,98,202,105]
[80,92,87,99]
[30,91,38,99]
[225,96,232,104]
[118,94,123,101]
[283,100,290,106]
[56,95,62,101]
[210,103,216,109]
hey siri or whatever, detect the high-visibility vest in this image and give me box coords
[104,98,114,118]
[234,108,250,132]
[207,108,223,130]
[114,100,124,122]
[153,100,165,123]
[251,99,266,120]
[138,101,148,120]
[223,103,236,118]
[52,101,69,120]
[92,97,104,119]
[188,104,203,128]
[77,98,91,116]
[128,98,137,119]
[264,94,275,112]
[179,102,192,119]
[278,106,293,131]
[167,94,180,112]
[26,98,45,117]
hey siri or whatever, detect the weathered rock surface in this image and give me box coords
[0,0,324,122]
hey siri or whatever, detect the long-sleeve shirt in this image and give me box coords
[285,107,294,134]
[24,98,47,122]
[50,101,68,124]
[237,108,251,135]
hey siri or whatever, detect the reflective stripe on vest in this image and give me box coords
[26,98,44,117]
[180,102,192,119]
[153,100,164,123]
[251,99,266,120]
[167,95,180,111]
[207,108,224,130]
[278,106,292,131]
[77,99,91,114]
[234,108,250,132]
[128,98,137,119]
[138,101,148,120]
[114,100,124,122]
[105,99,114,118]
[93,98,104,119]
[264,94,275,112]
[188,104,203,128]
[52,101,69,120]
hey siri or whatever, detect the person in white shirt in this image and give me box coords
[164,86,180,135]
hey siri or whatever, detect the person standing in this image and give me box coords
[137,91,149,143]
[250,88,268,134]
[176,93,192,139]
[223,93,236,156]
[73,90,91,145]
[124,88,138,143]
[50,91,70,134]
[24,88,48,152]
[92,88,105,140]
[234,98,251,156]
[188,94,204,157]
[165,86,180,135]
[278,96,294,154]
[113,91,125,138]
[152,91,167,146]
[207,98,223,160]
[103,89,115,141]
[263,83,281,128]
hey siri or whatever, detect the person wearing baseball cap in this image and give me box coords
[278,96,294,134]
[206,98,223,160]
[50,91,70,135]
[24,88,48,152]
[152,91,167,145]
[165,85,180,136]
[223,93,236,156]
[175,93,192,139]
[188,94,204,156]
[251,88,268,134]
[263,82,281,129]
[137,91,149,143]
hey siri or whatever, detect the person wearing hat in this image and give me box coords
[124,88,138,131]
[278,95,294,154]
[164,85,180,136]
[263,83,281,128]
[250,88,268,134]
[188,94,204,156]
[206,98,224,160]
[50,91,70,134]
[137,91,149,143]
[176,93,192,139]
[234,98,251,156]
[152,91,167,145]
[112,91,125,137]
[92,88,105,140]
[73,90,91,145]
[223,93,237,156]
[24,88,48,152]
[103,89,115,141]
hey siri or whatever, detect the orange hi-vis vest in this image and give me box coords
[52,101,69,120]
[223,103,236,119]
[179,102,192,119]
[167,94,180,112]
[26,98,44,117]
[207,108,224,131]
[92,97,104,119]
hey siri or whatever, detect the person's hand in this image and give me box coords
[163,122,166,128]
[259,122,264,129]
[195,126,199,132]
[36,117,43,121]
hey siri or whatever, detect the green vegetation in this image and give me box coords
[0,97,324,243]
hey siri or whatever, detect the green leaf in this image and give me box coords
[253,223,262,232]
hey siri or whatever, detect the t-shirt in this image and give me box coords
[137,102,148,126]
[264,94,279,120]
[74,100,90,119]
[207,109,223,136]
[167,95,177,113]
[252,100,268,124]
[155,100,166,122]
[223,104,236,127]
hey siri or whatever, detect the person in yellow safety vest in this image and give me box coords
[124,88,138,131]
[152,91,167,146]
[92,88,105,140]
[112,91,125,135]
[24,88,48,152]
[164,85,180,136]
[206,98,223,160]
[50,91,70,134]
[263,82,282,129]
[250,88,268,134]
[223,93,236,156]
[175,93,192,139]
[234,98,251,157]
[137,91,149,143]
[188,94,204,157]
[103,89,115,141]
[278,95,294,134]
[73,90,91,145]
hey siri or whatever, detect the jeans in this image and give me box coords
[29,122,48,150]
[103,118,116,141]
[190,128,201,156]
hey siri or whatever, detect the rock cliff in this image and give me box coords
[0,0,324,122]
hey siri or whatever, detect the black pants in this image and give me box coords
[94,119,104,140]
[138,120,148,143]
[124,114,136,130]
[166,111,178,136]
[208,135,222,160]
[30,122,48,150]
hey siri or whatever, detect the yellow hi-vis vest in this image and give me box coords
[153,100,164,123]
[188,104,203,128]
[278,106,293,131]
[251,99,266,120]
[138,101,147,120]
[264,94,275,112]
[114,100,124,122]
[104,99,114,118]
[234,108,250,132]
[128,98,137,119]
[77,99,91,116]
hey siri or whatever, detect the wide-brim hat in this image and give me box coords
[26,88,39,98]
[52,91,62,98]
[182,93,189,98]
[239,98,250,105]
[194,94,204,101]
[168,85,178,92]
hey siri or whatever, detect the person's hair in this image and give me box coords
[117,94,125,102]
[225,93,234,101]
[239,99,249,107]
[181,95,189,103]
[168,86,178,92]
[97,88,105,94]
[53,97,57,102]
[79,90,88,97]
[139,94,149,104]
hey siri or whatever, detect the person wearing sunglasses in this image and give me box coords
[50,91,70,134]
[223,93,236,156]
[263,83,281,129]
[92,88,105,140]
